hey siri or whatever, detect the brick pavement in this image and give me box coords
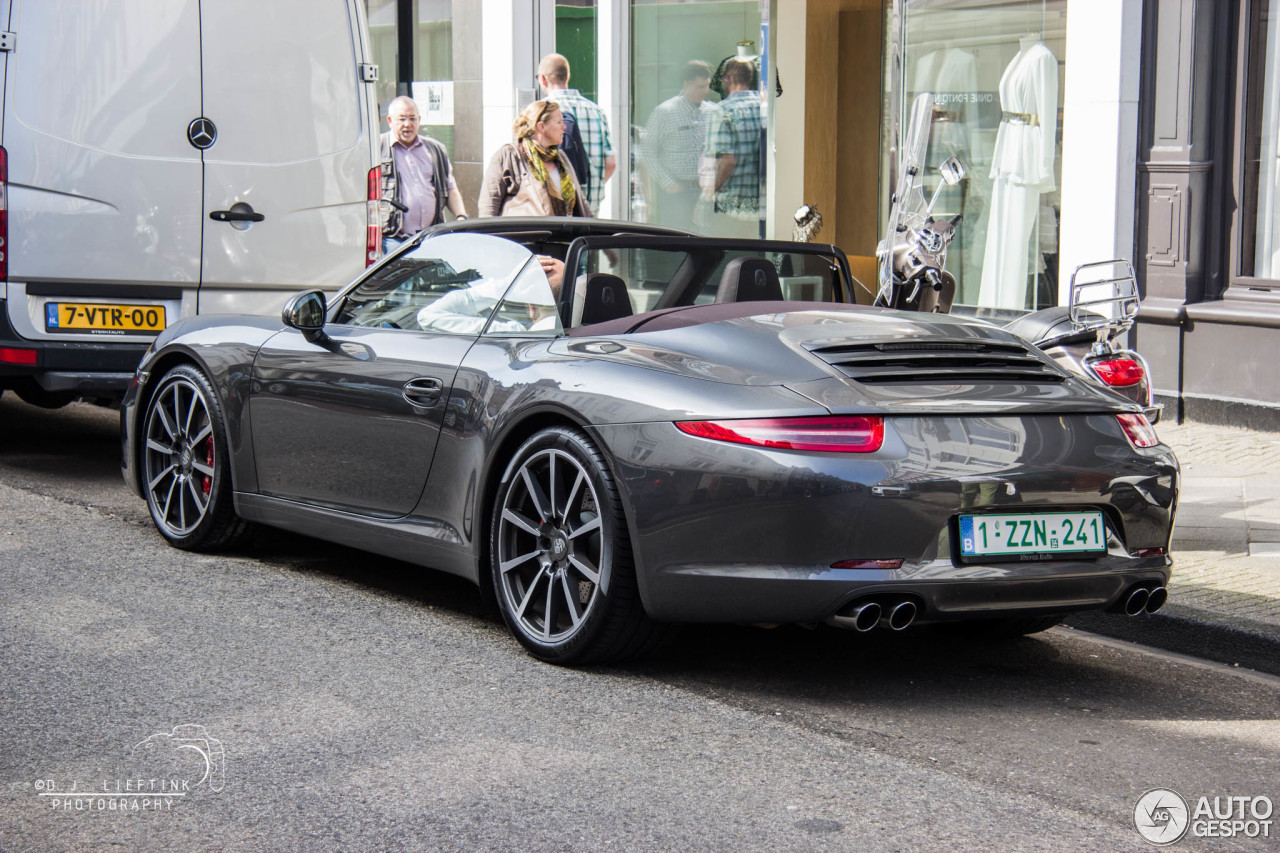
[1155,419,1280,639]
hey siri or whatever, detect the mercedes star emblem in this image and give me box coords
[187,117,217,150]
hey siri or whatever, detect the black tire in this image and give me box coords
[490,426,669,664]
[140,364,253,551]
[949,614,1065,640]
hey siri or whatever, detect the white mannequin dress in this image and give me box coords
[978,39,1058,309]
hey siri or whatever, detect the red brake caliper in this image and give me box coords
[202,437,214,495]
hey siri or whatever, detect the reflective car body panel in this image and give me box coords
[593,414,1175,622]
[121,220,1178,631]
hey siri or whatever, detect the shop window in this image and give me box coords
[367,0,400,115]
[884,0,1068,315]
[630,0,769,239]
[1245,0,1280,288]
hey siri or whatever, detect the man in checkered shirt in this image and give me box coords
[640,60,719,233]
[538,53,615,211]
[707,58,764,236]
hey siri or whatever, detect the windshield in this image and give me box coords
[333,233,535,333]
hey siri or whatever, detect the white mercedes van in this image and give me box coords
[0,0,381,406]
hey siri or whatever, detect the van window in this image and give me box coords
[10,2,202,159]
[201,0,363,163]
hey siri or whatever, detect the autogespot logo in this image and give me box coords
[1135,788,1191,845]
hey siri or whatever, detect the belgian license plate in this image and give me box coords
[958,511,1107,560]
[45,302,167,335]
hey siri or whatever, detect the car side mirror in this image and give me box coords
[939,157,966,185]
[283,290,327,341]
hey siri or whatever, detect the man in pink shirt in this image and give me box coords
[380,96,468,253]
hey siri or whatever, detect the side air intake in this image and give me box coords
[804,340,1064,385]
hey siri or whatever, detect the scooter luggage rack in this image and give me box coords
[1067,259,1140,337]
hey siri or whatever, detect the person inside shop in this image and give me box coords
[478,99,593,218]
[639,60,719,233]
[705,58,764,237]
[379,96,468,254]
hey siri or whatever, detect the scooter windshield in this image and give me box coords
[877,92,934,303]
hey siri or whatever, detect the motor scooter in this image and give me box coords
[871,93,1162,422]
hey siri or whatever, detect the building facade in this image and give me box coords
[365,0,1280,430]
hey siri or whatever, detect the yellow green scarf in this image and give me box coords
[523,138,576,215]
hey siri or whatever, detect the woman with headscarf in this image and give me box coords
[479,99,593,218]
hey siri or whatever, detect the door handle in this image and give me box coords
[402,377,443,406]
[209,204,265,223]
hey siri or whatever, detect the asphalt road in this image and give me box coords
[2,395,1278,851]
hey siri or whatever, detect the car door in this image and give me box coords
[197,0,377,316]
[248,233,537,518]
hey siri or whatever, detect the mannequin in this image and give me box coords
[910,47,979,165]
[978,37,1058,309]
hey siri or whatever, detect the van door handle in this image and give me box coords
[209,205,265,223]
[402,377,443,406]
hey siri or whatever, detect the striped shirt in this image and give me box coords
[546,88,613,209]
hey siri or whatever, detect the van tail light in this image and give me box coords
[0,146,8,283]
[675,415,885,453]
[1116,413,1159,448]
[1092,357,1145,388]
[366,166,381,267]
[0,347,37,365]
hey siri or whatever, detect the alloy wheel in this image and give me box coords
[143,376,217,538]
[496,447,607,644]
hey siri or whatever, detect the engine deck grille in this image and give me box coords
[804,339,1063,385]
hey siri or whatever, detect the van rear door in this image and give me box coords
[197,0,377,315]
[3,1,203,341]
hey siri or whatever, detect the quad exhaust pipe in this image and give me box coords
[830,601,882,632]
[882,600,918,631]
[830,598,918,632]
[1114,583,1168,616]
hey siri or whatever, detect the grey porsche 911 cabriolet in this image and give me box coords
[121,218,1178,664]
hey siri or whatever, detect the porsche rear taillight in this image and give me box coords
[1092,357,1145,388]
[675,416,885,453]
[366,166,381,267]
[1117,413,1159,448]
[0,146,8,283]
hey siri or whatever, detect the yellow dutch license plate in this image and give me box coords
[45,302,167,335]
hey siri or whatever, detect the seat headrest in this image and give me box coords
[578,273,633,326]
[715,257,783,303]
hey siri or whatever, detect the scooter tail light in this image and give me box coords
[1092,357,1145,388]
[365,166,382,267]
[675,415,885,453]
[1116,413,1159,448]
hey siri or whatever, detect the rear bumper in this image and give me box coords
[1,300,148,396]
[592,414,1179,625]
[639,556,1171,623]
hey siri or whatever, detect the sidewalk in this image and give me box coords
[1149,419,1280,639]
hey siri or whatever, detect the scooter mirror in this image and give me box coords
[939,157,966,185]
